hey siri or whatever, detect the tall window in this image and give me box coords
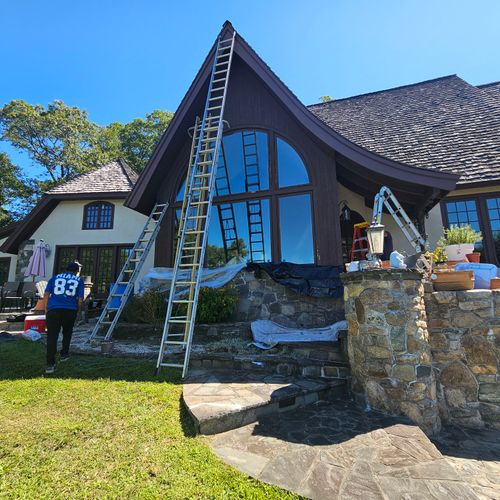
[442,194,500,265]
[174,129,314,266]
[83,202,114,230]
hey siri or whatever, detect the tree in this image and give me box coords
[0,100,111,190]
[319,95,333,103]
[0,152,34,226]
[103,110,173,172]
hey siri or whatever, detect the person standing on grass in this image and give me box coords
[43,261,84,374]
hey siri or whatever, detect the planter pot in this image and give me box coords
[466,252,481,263]
[444,243,475,261]
[433,270,474,291]
[490,278,500,289]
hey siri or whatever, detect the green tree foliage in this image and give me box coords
[207,239,248,268]
[104,110,174,172]
[0,152,34,226]
[319,95,333,102]
[0,100,109,189]
[0,100,173,220]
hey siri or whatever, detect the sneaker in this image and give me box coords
[45,365,55,374]
[59,354,70,362]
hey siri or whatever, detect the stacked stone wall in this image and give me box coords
[231,270,344,328]
[425,290,500,428]
[342,270,440,435]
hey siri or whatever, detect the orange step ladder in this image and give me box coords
[350,222,369,261]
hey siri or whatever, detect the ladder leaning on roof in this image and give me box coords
[156,31,236,378]
[88,201,169,343]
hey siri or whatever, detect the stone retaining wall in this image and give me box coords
[425,290,500,428]
[342,270,440,435]
[232,270,344,328]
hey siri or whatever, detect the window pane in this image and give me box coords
[487,197,500,263]
[207,199,271,268]
[444,200,482,253]
[279,194,314,263]
[57,248,77,273]
[79,247,96,280]
[277,138,310,188]
[217,130,269,194]
[96,248,113,295]
[0,258,10,285]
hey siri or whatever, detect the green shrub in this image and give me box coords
[196,286,238,324]
[438,224,482,245]
[123,286,237,325]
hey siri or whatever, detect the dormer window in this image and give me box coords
[83,202,114,230]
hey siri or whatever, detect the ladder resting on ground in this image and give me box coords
[156,32,236,378]
[88,201,169,343]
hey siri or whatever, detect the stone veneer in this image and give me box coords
[231,269,344,328]
[342,270,441,435]
[425,289,500,429]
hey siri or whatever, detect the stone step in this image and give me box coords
[190,351,350,380]
[183,369,347,435]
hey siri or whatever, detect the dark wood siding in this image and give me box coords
[154,55,342,266]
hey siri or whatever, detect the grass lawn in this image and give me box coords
[0,339,295,499]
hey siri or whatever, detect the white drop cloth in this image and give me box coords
[251,319,347,349]
[138,257,246,297]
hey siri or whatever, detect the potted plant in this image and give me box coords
[438,225,482,262]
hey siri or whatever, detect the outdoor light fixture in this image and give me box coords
[366,222,385,256]
[339,200,351,223]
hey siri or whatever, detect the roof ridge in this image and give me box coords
[477,81,500,89]
[308,75,460,107]
[115,158,138,185]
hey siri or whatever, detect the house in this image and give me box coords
[125,22,499,270]
[0,159,151,298]
[3,22,499,294]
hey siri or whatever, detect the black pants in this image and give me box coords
[46,309,77,365]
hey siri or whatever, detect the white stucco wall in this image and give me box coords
[337,183,446,255]
[29,199,154,288]
[0,236,18,281]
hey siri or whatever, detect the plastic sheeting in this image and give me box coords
[138,258,246,296]
[251,319,348,350]
[247,262,344,298]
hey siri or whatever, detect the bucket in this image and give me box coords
[101,340,114,355]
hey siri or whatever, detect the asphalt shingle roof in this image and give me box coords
[308,75,500,185]
[47,159,138,195]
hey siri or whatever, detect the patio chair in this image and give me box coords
[22,282,39,310]
[1,282,22,312]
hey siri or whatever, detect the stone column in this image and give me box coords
[341,269,440,435]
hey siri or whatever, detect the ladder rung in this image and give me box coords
[172,299,194,304]
[175,281,196,285]
[160,363,185,368]
[168,320,191,324]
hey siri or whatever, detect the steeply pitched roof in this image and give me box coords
[309,76,500,185]
[126,22,458,214]
[48,159,138,194]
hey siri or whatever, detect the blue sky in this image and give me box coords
[1,0,499,176]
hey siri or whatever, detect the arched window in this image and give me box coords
[173,130,314,266]
[277,137,309,187]
[83,202,114,230]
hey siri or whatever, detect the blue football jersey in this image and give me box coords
[46,272,85,310]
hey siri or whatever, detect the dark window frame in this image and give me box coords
[171,128,315,264]
[53,243,133,297]
[82,201,115,230]
[440,191,500,266]
[0,257,11,285]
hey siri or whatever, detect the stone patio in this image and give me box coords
[183,369,346,434]
[209,398,500,499]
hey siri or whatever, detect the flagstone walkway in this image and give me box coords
[210,399,500,499]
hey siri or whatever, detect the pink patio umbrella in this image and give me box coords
[25,240,49,280]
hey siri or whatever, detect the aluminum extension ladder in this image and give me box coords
[88,201,169,343]
[156,32,236,378]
